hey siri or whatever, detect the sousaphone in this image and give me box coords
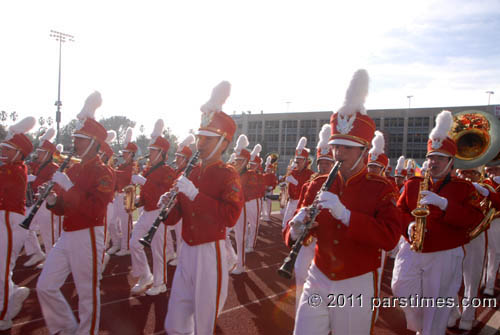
[450,110,500,169]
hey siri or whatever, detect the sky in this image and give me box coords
[1,0,499,141]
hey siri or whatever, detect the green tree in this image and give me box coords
[58,119,78,151]
[99,116,136,148]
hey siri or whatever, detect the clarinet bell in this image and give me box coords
[139,235,152,248]
[277,257,294,279]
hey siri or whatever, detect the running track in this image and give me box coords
[2,213,499,334]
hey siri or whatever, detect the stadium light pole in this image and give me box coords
[407,95,413,109]
[486,91,494,105]
[50,30,74,144]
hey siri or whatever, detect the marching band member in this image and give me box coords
[37,91,114,335]
[391,110,484,335]
[168,133,197,266]
[229,134,253,274]
[282,137,314,230]
[290,123,335,311]
[129,119,176,295]
[161,81,244,334]
[245,143,263,254]
[261,156,278,222]
[112,127,137,256]
[483,162,500,296]
[287,69,401,334]
[0,117,36,331]
[394,155,406,192]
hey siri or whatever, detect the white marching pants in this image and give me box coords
[165,240,228,335]
[282,199,299,231]
[246,199,260,250]
[113,193,132,252]
[0,211,28,322]
[130,209,169,286]
[233,200,257,268]
[24,229,43,257]
[172,219,183,255]
[37,227,104,335]
[294,263,378,335]
[261,197,272,221]
[30,201,58,254]
[294,239,316,311]
[391,241,464,335]
[485,218,500,292]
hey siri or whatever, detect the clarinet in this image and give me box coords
[277,160,342,279]
[139,151,200,248]
[20,153,74,230]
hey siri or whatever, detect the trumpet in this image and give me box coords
[53,151,81,165]
[20,152,75,230]
[277,160,342,279]
[139,151,200,248]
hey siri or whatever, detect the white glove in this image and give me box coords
[286,175,298,186]
[177,175,199,201]
[132,174,146,186]
[473,182,489,197]
[493,176,500,184]
[51,171,74,192]
[317,191,351,225]
[27,174,36,182]
[408,221,416,242]
[288,208,307,240]
[420,190,448,211]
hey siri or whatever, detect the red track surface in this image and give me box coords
[2,214,499,334]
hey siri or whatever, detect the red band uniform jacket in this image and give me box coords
[139,163,176,212]
[0,162,28,215]
[288,168,314,200]
[115,161,134,193]
[50,156,115,231]
[163,161,244,246]
[398,175,484,252]
[285,169,402,281]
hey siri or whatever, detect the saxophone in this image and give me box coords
[410,168,430,252]
[123,184,137,213]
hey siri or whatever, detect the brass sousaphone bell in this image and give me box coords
[450,110,500,169]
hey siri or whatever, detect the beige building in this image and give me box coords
[230,104,500,175]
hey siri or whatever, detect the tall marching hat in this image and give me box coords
[38,128,57,154]
[295,137,310,159]
[149,119,170,152]
[176,134,195,159]
[122,127,138,153]
[102,130,116,158]
[250,144,262,165]
[395,155,407,177]
[427,110,457,157]
[329,69,375,147]
[234,134,250,161]
[197,81,236,142]
[73,91,107,144]
[368,130,388,169]
[317,124,334,162]
[1,116,37,157]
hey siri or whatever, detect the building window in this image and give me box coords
[265,120,280,129]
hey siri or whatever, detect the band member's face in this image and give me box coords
[294,157,306,171]
[367,164,383,175]
[317,159,334,175]
[395,175,404,186]
[234,158,247,172]
[427,155,453,179]
[73,137,93,157]
[123,151,133,163]
[458,169,481,182]
[330,144,365,172]
[36,149,49,163]
[149,147,163,164]
[248,162,257,171]
[196,135,227,160]
[174,154,187,170]
[0,145,20,162]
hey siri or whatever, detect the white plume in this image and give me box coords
[151,119,164,142]
[178,134,195,151]
[317,124,331,150]
[200,81,231,114]
[422,160,429,171]
[106,130,116,144]
[296,137,307,151]
[77,91,102,120]
[369,130,385,156]
[406,159,415,170]
[40,128,56,143]
[430,110,453,141]
[124,127,133,146]
[250,144,262,160]
[234,134,249,153]
[336,69,369,116]
[6,116,36,140]
[265,155,271,167]
[56,144,64,153]
[395,155,405,173]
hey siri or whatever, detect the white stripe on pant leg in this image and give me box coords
[36,231,77,334]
